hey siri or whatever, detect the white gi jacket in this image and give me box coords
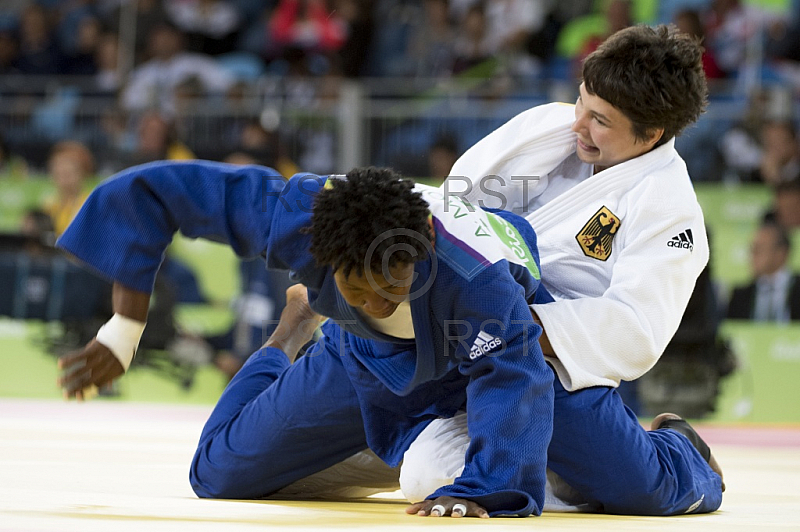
[446,103,710,391]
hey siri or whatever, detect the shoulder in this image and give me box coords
[506,102,575,131]
[627,152,702,218]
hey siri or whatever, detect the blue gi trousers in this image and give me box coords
[190,325,722,515]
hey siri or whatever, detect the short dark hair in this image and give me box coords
[308,167,432,278]
[582,24,708,147]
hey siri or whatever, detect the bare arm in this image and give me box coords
[57,283,150,400]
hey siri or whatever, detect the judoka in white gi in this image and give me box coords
[402,24,724,513]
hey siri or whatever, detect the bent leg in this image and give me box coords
[190,323,370,499]
[547,378,723,515]
[275,448,400,499]
[399,412,587,511]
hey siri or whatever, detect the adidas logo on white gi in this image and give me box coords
[667,229,694,252]
[470,330,503,360]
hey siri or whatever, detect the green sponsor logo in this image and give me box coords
[486,213,539,279]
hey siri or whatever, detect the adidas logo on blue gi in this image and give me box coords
[470,330,503,360]
[667,229,694,252]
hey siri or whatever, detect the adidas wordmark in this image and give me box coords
[470,330,503,360]
[667,228,694,252]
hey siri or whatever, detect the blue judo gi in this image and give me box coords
[57,161,723,517]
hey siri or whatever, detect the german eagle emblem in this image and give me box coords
[576,206,620,261]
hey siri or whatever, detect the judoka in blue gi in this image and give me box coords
[56,163,724,518]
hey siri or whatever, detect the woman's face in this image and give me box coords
[571,83,662,172]
[49,153,84,195]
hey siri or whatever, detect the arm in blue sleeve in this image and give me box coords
[56,160,324,293]
[430,267,554,517]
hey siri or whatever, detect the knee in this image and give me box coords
[398,415,470,503]
[399,449,455,503]
[398,447,453,503]
[189,445,276,500]
[189,448,239,499]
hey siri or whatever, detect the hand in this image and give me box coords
[406,496,489,519]
[57,339,124,400]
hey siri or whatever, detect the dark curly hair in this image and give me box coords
[582,24,708,147]
[308,167,433,278]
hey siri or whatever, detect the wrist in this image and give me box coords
[95,313,146,371]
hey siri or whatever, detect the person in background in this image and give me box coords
[674,9,725,80]
[727,221,800,322]
[765,178,800,231]
[43,141,94,236]
[16,3,62,75]
[0,131,28,180]
[121,23,235,116]
[130,110,196,166]
[427,134,459,182]
[753,121,800,186]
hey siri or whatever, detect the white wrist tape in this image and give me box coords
[95,313,146,371]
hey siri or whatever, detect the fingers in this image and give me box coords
[405,497,489,519]
[58,342,124,399]
[59,360,92,398]
[57,349,86,369]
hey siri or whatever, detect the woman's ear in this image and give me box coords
[646,127,665,148]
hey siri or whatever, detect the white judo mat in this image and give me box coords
[1,398,799,532]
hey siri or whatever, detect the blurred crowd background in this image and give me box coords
[2,0,800,419]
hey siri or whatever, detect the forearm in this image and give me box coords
[56,161,297,293]
[531,310,554,357]
[432,358,554,516]
[112,283,150,322]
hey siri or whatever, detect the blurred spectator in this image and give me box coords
[719,89,771,183]
[389,0,454,78]
[753,121,800,186]
[766,0,800,64]
[121,23,235,116]
[0,131,29,180]
[159,253,209,304]
[0,29,21,74]
[19,208,56,251]
[769,179,800,231]
[94,32,123,93]
[674,8,725,80]
[727,221,800,322]
[575,0,632,73]
[16,4,63,74]
[332,0,374,77]
[237,119,299,177]
[702,0,785,78]
[43,141,94,235]
[64,15,102,75]
[54,0,97,58]
[129,110,196,165]
[164,0,242,56]
[103,0,168,65]
[20,207,55,236]
[268,0,347,56]
[480,0,550,77]
[427,133,459,181]
[484,0,549,53]
[452,3,493,75]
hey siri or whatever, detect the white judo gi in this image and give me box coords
[401,102,711,509]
